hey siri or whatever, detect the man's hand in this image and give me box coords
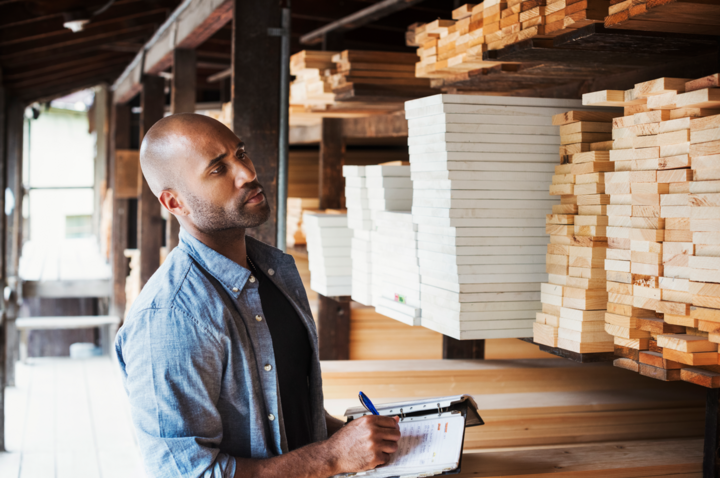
[326,415,401,474]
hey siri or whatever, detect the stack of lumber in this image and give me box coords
[289,50,433,109]
[605,0,720,36]
[535,110,618,352]
[405,94,595,340]
[408,0,609,79]
[409,4,490,78]
[583,74,720,386]
[289,51,337,107]
[286,197,319,248]
[371,211,422,325]
[343,166,374,306]
[302,211,352,297]
[330,50,434,102]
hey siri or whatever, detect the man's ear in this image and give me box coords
[159,190,188,216]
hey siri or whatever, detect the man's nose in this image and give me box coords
[232,157,256,187]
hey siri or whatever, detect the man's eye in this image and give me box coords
[237,150,247,159]
[211,164,226,175]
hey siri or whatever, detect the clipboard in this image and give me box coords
[339,395,484,477]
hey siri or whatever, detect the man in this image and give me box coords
[116,113,401,478]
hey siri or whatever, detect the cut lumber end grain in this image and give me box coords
[681,367,720,388]
[614,357,639,372]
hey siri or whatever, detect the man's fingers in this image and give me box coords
[379,439,399,454]
[372,415,401,429]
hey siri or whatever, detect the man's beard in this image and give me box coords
[185,181,271,234]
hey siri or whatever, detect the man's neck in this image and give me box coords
[187,226,249,270]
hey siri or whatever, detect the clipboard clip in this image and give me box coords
[399,408,406,421]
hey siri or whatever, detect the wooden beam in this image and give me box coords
[319,117,345,210]
[138,75,165,288]
[22,280,113,298]
[0,84,6,451]
[0,7,172,47]
[0,13,167,61]
[4,97,23,387]
[300,0,424,45]
[231,0,281,246]
[317,294,351,360]
[113,0,233,104]
[442,336,485,359]
[110,102,131,318]
[167,48,196,252]
[342,111,408,139]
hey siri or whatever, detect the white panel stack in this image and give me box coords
[364,165,414,308]
[303,211,352,297]
[372,211,421,325]
[343,166,374,305]
[287,197,319,247]
[405,94,589,340]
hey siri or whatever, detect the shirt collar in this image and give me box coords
[178,228,252,299]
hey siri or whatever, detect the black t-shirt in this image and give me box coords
[250,260,314,451]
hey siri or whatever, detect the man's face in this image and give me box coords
[177,124,271,234]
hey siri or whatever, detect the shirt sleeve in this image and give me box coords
[116,307,237,478]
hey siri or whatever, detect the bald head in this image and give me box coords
[140,113,235,196]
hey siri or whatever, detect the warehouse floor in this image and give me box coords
[0,358,145,478]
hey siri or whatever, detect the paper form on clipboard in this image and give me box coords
[336,412,466,478]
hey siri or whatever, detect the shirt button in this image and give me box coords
[268,414,275,421]
[264,364,272,372]
[232,287,239,292]
[249,276,256,283]
[255,315,263,322]
[268,268,275,276]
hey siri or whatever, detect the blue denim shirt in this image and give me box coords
[115,229,328,478]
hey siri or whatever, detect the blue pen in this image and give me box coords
[358,391,380,415]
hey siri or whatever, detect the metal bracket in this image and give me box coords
[267,27,289,37]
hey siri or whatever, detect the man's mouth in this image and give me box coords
[245,188,264,205]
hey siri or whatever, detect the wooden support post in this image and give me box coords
[166,48,197,252]
[4,97,24,387]
[442,336,485,359]
[704,388,720,478]
[231,0,281,246]
[0,84,6,451]
[319,117,345,210]
[317,294,351,360]
[110,102,131,318]
[138,75,165,289]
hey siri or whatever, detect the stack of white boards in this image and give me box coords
[287,197,319,248]
[302,211,352,297]
[405,94,597,340]
[372,210,422,325]
[363,164,414,310]
[343,166,374,306]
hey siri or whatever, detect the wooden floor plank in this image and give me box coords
[457,438,702,477]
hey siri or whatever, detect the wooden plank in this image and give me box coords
[167,48,196,253]
[113,0,233,103]
[138,75,165,289]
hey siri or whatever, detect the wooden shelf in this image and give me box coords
[517,337,616,363]
[433,24,718,95]
[606,0,720,36]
